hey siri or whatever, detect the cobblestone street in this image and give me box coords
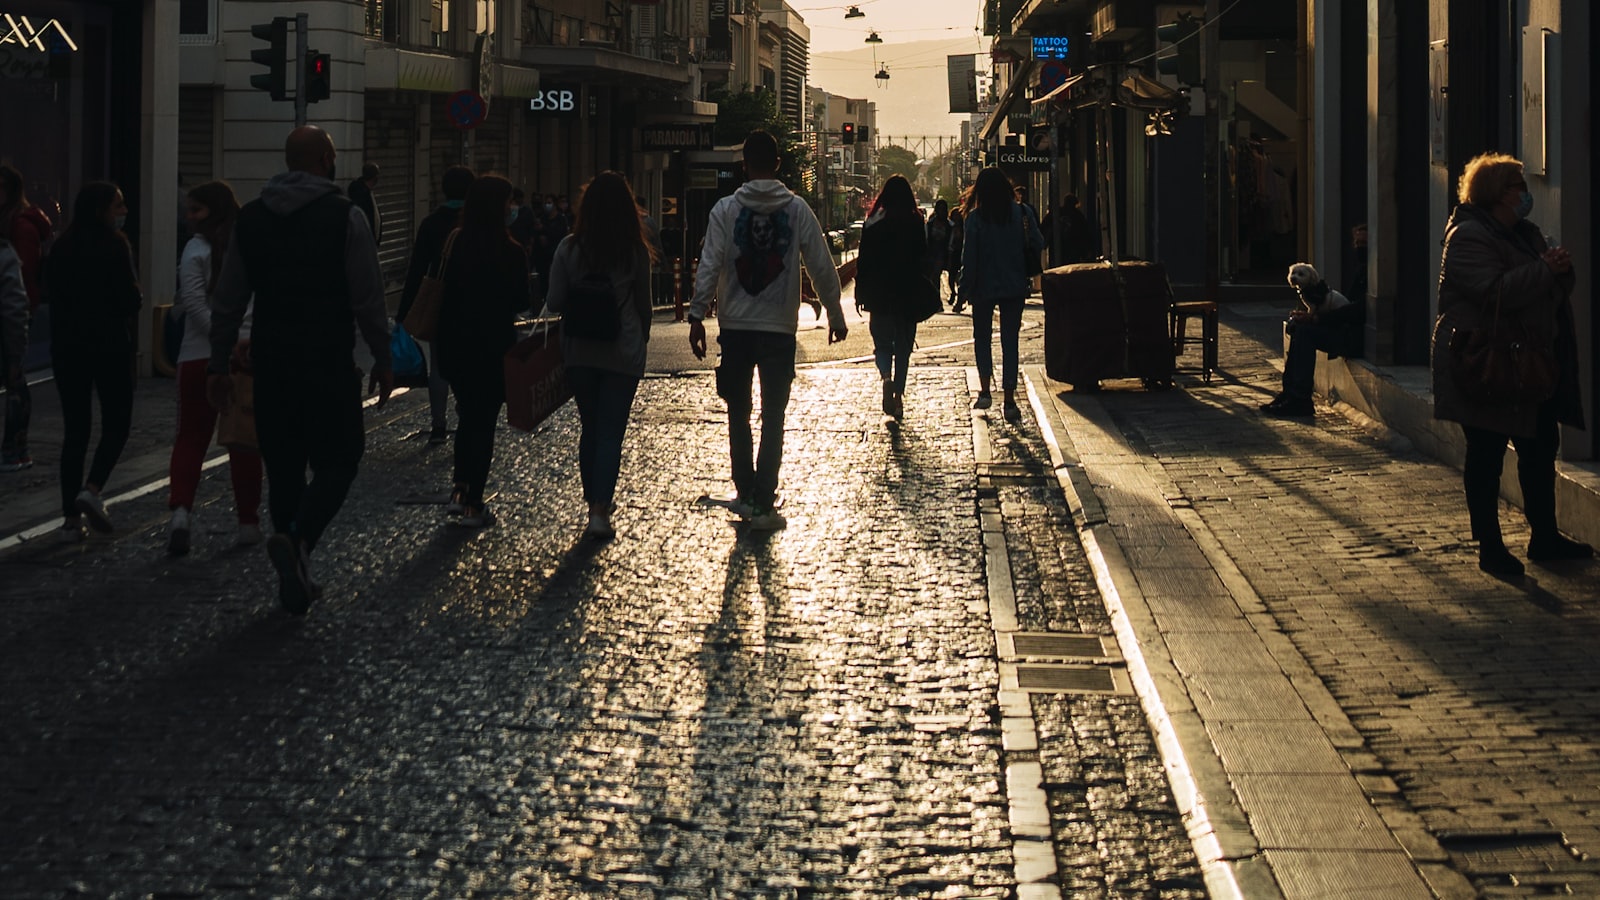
[0,306,1205,898]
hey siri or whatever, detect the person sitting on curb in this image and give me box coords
[1260,262,1365,418]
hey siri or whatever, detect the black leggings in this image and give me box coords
[1461,405,1560,546]
[55,347,135,518]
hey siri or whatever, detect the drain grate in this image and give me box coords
[1012,634,1109,658]
[1014,665,1119,693]
[1437,832,1587,875]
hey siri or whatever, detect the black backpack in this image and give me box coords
[562,269,621,341]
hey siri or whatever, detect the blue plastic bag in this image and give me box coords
[390,322,428,387]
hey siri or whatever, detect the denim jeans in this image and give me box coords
[54,345,135,518]
[447,369,505,508]
[870,312,917,392]
[716,329,796,510]
[970,294,1025,391]
[254,362,365,551]
[566,365,641,509]
[1281,319,1342,401]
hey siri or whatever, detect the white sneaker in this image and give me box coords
[747,508,787,531]
[460,506,497,528]
[75,489,113,533]
[235,523,265,546]
[167,508,192,556]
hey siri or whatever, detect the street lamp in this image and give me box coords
[844,4,865,18]
[864,29,882,43]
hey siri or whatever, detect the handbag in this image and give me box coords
[215,372,257,452]
[504,320,573,432]
[389,322,428,388]
[912,274,942,323]
[403,229,459,342]
[1446,287,1559,406]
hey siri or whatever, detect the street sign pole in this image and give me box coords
[294,13,308,127]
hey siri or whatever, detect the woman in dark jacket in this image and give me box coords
[544,171,654,541]
[959,167,1043,422]
[855,175,929,421]
[436,174,527,527]
[48,182,142,539]
[1430,152,1589,577]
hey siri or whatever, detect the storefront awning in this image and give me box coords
[520,45,692,86]
[978,60,1034,142]
[1030,73,1084,107]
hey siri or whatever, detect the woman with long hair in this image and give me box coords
[959,167,1043,421]
[926,198,952,296]
[435,174,528,527]
[855,174,929,420]
[47,181,143,539]
[544,171,655,540]
[1431,152,1590,576]
[164,181,264,554]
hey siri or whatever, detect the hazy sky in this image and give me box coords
[794,0,985,58]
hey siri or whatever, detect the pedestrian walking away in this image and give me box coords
[0,236,29,458]
[856,174,933,422]
[46,181,142,539]
[544,171,656,541]
[399,165,474,446]
[1260,261,1364,418]
[165,181,264,555]
[1430,151,1591,578]
[947,204,964,311]
[959,166,1043,422]
[207,126,394,615]
[433,174,526,529]
[688,130,846,531]
[0,164,51,472]
[347,162,382,244]
[924,198,951,296]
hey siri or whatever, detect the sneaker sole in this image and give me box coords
[266,535,311,615]
[168,529,191,556]
[76,498,114,533]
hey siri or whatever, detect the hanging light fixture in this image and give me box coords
[875,64,891,83]
[844,5,865,18]
[864,29,882,43]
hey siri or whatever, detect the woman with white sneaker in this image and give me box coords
[46,182,142,540]
[165,181,264,554]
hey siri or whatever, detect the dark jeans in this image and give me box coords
[970,294,1025,392]
[870,312,917,392]
[567,365,641,509]
[254,363,365,551]
[55,347,135,518]
[716,329,795,510]
[1281,320,1344,401]
[1461,406,1561,547]
[3,375,29,461]
[447,368,505,508]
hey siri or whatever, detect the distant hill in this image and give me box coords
[809,38,978,141]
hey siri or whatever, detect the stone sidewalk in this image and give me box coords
[1029,303,1600,898]
[0,315,1206,899]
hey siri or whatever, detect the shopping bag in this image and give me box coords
[390,322,429,388]
[504,321,572,432]
[403,229,458,342]
[216,372,257,452]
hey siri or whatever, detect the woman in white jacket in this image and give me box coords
[165,181,262,555]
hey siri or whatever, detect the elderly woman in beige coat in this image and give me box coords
[1431,151,1589,577]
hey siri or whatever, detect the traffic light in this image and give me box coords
[305,51,331,102]
[841,122,855,145]
[857,125,869,143]
[1156,13,1202,87]
[249,17,290,101]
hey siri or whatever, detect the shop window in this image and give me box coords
[178,0,214,41]
[365,0,399,42]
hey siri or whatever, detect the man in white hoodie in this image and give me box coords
[688,130,847,530]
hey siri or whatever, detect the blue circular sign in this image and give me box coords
[447,90,487,131]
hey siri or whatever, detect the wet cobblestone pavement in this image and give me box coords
[0,309,1207,899]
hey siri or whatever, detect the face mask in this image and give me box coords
[505,209,518,227]
[544,204,554,213]
[1515,190,1534,220]
[113,214,127,230]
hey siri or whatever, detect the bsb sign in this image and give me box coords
[528,87,579,114]
[1,13,79,51]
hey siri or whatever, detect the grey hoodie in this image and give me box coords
[689,179,842,334]
[209,171,391,374]
[0,239,28,368]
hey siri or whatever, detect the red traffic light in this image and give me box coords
[841,122,856,144]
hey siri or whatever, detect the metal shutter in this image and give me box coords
[473,100,512,177]
[177,87,215,189]
[363,96,416,291]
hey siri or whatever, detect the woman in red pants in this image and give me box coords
[166,181,263,555]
